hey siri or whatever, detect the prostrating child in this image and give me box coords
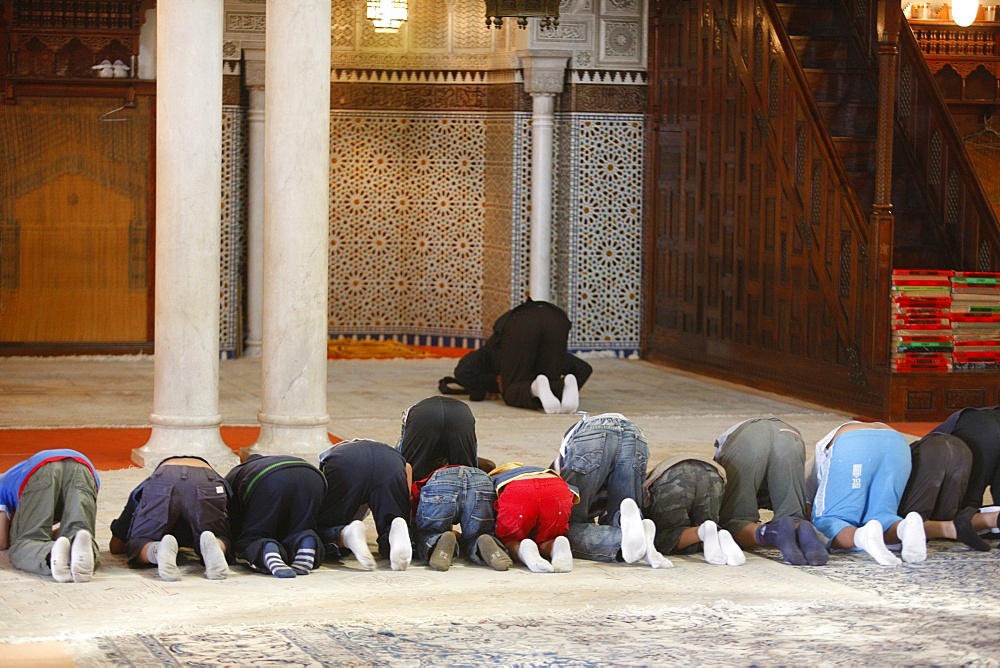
[317,439,412,571]
[554,412,671,568]
[412,465,512,572]
[226,454,326,578]
[0,449,100,583]
[808,422,926,567]
[488,462,578,573]
[644,455,745,566]
[109,456,231,581]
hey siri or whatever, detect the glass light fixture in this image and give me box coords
[484,0,560,29]
[367,0,408,33]
[952,0,980,26]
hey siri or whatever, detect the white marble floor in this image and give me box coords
[0,354,857,467]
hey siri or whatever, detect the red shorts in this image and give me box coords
[494,477,575,545]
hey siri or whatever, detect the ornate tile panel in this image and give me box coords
[562,113,644,354]
[511,111,643,355]
[328,111,487,347]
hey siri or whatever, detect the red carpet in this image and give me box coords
[0,427,340,471]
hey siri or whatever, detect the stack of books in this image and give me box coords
[890,269,954,372]
[950,272,1000,370]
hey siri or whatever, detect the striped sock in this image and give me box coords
[262,542,296,578]
[290,536,318,575]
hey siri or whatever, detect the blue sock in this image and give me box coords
[290,536,318,575]
[796,520,830,565]
[262,542,296,578]
[757,516,806,565]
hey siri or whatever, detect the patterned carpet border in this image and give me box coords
[74,542,1000,667]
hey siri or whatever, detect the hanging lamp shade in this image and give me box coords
[952,0,979,27]
[367,0,408,33]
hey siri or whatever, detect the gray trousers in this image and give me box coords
[644,460,723,554]
[10,460,100,576]
[716,418,808,535]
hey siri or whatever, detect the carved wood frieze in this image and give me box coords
[911,19,1000,102]
[1,0,150,89]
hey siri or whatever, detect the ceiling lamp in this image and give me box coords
[952,0,979,27]
[484,0,560,29]
[367,0,408,33]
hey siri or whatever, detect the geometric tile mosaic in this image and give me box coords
[514,113,644,355]
[328,111,487,347]
[565,113,643,354]
[221,110,644,356]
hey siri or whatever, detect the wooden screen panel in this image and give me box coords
[0,95,151,344]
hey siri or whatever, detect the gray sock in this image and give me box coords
[200,531,229,580]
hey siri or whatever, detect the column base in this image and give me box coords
[241,423,333,463]
[133,425,239,470]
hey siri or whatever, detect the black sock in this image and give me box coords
[796,520,830,565]
[955,507,991,552]
[758,516,807,565]
[262,541,296,578]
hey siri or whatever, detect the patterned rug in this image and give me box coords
[74,541,1000,666]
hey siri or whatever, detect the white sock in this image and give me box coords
[156,534,181,581]
[517,538,554,573]
[550,535,573,573]
[642,519,673,569]
[388,517,412,571]
[71,529,95,583]
[718,529,746,566]
[50,536,72,583]
[853,520,900,567]
[343,520,377,570]
[560,374,579,414]
[619,498,647,563]
[897,512,927,564]
[200,531,230,580]
[530,374,561,414]
[697,520,727,565]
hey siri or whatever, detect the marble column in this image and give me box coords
[134,0,236,469]
[243,0,332,459]
[242,48,265,358]
[518,51,571,303]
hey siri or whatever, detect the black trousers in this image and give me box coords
[397,396,478,482]
[496,302,571,409]
[899,433,972,520]
[233,466,326,570]
[318,439,411,558]
[948,409,1000,508]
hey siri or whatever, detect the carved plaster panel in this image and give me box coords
[225,11,265,34]
[600,19,640,63]
[601,0,641,15]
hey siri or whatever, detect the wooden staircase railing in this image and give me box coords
[894,20,1000,273]
[723,0,876,388]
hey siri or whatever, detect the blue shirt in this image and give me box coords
[0,449,99,516]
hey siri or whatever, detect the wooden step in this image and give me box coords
[776,4,845,38]
[817,100,877,136]
[790,36,864,69]
[831,137,876,172]
[802,68,875,103]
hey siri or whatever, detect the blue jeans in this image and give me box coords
[414,466,498,566]
[556,413,649,562]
